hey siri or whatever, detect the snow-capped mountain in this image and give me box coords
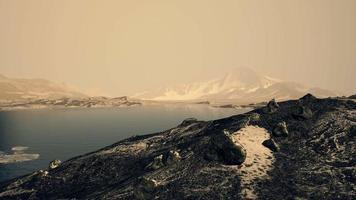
[0,74,87,100]
[134,68,338,103]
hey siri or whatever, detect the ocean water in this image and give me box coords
[0,104,250,182]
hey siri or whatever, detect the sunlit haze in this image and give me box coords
[0,0,355,96]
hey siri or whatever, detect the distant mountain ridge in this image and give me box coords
[134,68,338,103]
[0,74,87,100]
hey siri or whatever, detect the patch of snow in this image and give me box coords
[231,126,274,199]
[11,146,29,151]
[0,146,39,164]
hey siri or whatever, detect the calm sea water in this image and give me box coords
[0,104,250,182]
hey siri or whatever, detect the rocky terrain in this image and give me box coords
[0,94,355,199]
[0,96,141,111]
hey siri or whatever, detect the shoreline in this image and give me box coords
[0,95,354,199]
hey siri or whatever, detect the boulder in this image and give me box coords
[166,150,181,165]
[210,130,246,165]
[38,170,49,177]
[264,99,279,113]
[145,155,164,170]
[49,159,61,170]
[273,122,288,137]
[262,139,280,152]
[134,177,158,200]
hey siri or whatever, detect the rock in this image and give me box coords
[262,139,280,152]
[145,155,164,170]
[210,130,246,165]
[38,170,49,177]
[180,118,198,126]
[264,99,279,113]
[134,177,159,200]
[166,150,181,164]
[49,159,61,169]
[273,122,288,137]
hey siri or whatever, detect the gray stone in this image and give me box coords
[38,170,49,177]
[49,159,61,170]
[273,122,288,137]
[264,99,279,113]
[210,130,246,165]
[166,150,181,164]
[145,155,164,170]
[262,139,280,152]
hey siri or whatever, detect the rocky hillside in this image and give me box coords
[0,94,355,199]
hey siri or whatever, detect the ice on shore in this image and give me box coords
[0,146,39,164]
[11,146,29,151]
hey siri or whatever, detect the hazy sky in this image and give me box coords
[0,0,355,96]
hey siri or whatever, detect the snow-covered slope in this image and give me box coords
[134,68,337,103]
[0,74,86,100]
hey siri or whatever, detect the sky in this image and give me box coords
[0,0,355,96]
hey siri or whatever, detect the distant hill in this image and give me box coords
[0,74,87,100]
[134,68,338,104]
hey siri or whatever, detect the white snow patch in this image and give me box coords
[11,146,29,151]
[231,126,274,199]
[0,146,39,164]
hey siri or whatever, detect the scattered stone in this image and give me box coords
[134,177,159,200]
[166,150,181,164]
[264,99,279,113]
[210,130,246,165]
[273,122,289,137]
[49,159,61,170]
[38,170,49,177]
[145,155,164,170]
[262,139,280,152]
